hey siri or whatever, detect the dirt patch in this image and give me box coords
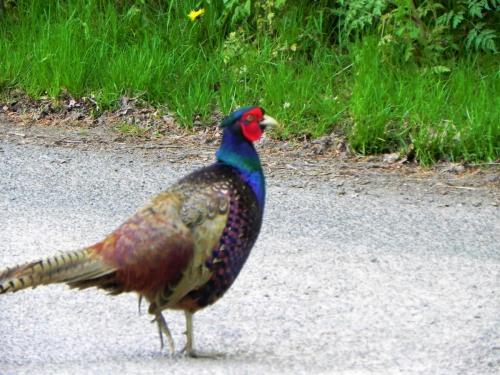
[1,94,498,206]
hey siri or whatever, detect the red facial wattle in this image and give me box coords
[241,121,263,141]
[240,107,264,142]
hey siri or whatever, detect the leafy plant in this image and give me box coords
[378,0,499,62]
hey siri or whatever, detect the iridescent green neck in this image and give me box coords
[216,130,262,171]
[216,130,265,208]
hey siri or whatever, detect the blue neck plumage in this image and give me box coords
[216,130,266,209]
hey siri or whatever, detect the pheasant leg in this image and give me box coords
[152,311,175,354]
[184,310,194,356]
[182,311,224,358]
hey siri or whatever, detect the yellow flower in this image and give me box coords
[188,8,205,21]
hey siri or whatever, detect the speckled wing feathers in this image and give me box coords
[175,165,263,310]
[150,180,230,310]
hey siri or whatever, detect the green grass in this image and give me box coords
[349,39,499,164]
[0,1,498,164]
[114,122,150,137]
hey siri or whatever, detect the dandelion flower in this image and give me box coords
[188,8,205,21]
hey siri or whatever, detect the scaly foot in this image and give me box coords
[180,346,225,359]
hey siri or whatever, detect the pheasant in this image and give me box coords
[0,106,277,357]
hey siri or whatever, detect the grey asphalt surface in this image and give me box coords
[0,138,499,375]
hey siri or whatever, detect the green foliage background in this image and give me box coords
[218,0,499,59]
[0,0,498,163]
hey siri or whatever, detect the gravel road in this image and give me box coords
[0,127,499,374]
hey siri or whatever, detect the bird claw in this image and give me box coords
[180,346,225,359]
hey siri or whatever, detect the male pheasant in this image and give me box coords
[0,106,277,357]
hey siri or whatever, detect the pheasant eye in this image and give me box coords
[245,115,255,123]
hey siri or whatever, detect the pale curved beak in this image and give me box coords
[259,114,279,131]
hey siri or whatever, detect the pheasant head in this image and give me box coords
[220,106,278,142]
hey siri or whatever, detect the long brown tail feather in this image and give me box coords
[0,248,116,294]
